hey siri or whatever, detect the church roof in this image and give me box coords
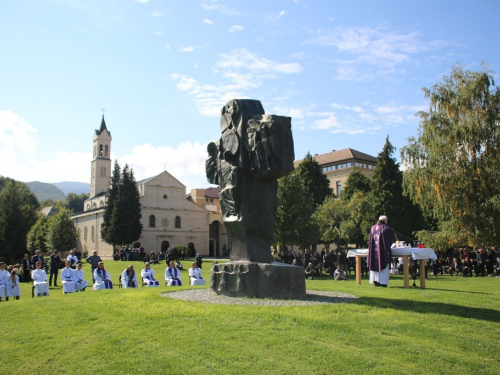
[186,187,219,200]
[95,116,111,137]
[204,187,219,198]
[294,148,377,168]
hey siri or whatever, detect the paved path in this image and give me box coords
[162,289,358,306]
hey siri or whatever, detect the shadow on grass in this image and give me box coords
[355,297,500,323]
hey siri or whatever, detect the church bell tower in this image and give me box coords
[90,116,112,197]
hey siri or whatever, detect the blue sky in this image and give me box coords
[1,0,499,192]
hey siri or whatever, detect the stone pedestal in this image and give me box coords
[210,261,306,299]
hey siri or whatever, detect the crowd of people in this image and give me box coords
[272,242,500,283]
[272,247,355,281]
[0,248,206,301]
[112,245,193,265]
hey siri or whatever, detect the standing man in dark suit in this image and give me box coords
[22,254,32,283]
[31,250,45,273]
[49,250,61,287]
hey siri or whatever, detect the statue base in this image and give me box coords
[210,261,306,299]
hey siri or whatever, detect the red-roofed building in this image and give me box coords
[294,148,377,196]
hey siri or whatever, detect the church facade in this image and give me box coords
[71,117,210,259]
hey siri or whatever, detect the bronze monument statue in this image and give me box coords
[207,99,306,298]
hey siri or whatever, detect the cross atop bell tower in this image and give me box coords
[90,114,112,198]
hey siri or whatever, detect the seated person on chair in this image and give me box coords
[176,260,184,270]
[334,264,347,280]
[305,263,314,280]
[6,270,21,300]
[61,261,76,294]
[165,261,182,286]
[141,262,159,287]
[188,262,206,286]
[73,263,88,292]
[121,265,138,288]
[32,261,49,297]
[93,262,113,290]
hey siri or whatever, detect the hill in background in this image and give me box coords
[54,181,90,196]
[26,181,66,202]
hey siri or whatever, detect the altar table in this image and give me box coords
[347,248,437,288]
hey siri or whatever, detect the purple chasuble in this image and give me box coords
[168,267,182,286]
[99,268,113,289]
[368,223,395,272]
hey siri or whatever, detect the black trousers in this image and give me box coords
[49,269,59,286]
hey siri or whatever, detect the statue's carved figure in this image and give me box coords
[206,99,294,263]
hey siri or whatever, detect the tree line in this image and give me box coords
[0,161,142,263]
[274,63,500,252]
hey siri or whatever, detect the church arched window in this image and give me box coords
[149,215,156,228]
[99,144,103,156]
[99,200,105,207]
[175,216,181,228]
[91,225,95,242]
[84,227,88,241]
[105,145,109,157]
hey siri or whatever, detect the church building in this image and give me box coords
[72,117,211,259]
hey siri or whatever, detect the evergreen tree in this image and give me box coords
[101,162,142,247]
[101,160,121,245]
[341,171,372,201]
[274,171,317,248]
[46,209,78,252]
[402,63,500,247]
[295,152,333,206]
[27,215,49,253]
[0,178,39,262]
[370,136,423,242]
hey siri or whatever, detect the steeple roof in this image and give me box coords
[95,116,111,136]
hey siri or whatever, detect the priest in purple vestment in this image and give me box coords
[368,215,395,287]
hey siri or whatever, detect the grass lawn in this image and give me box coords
[1,259,499,374]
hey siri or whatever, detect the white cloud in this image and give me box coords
[307,26,448,81]
[179,46,195,52]
[0,110,38,153]
[120,142,208,190]
[200,0,240,15]
[217,49,302,74]
[229,25,243,33]
[272,106,304,119]
[151,12,162,17]
[154,31,163,36]
[331,103,363,112]
[136,0,148,3]
[278,10,286,19]
[165,45,171,50]
[170,49,303,117]
[203,18,214,25]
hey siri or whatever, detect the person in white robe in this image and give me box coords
[73,263,88,292]
[0,262,11,301]
[61,261,76,293]
[6,270,20,300]
[32,261,49,297]
[141,263,159,287]
[188,262,206,286]
[165,261,182,286]
[93,262,113,290]
[121,265,138,288]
